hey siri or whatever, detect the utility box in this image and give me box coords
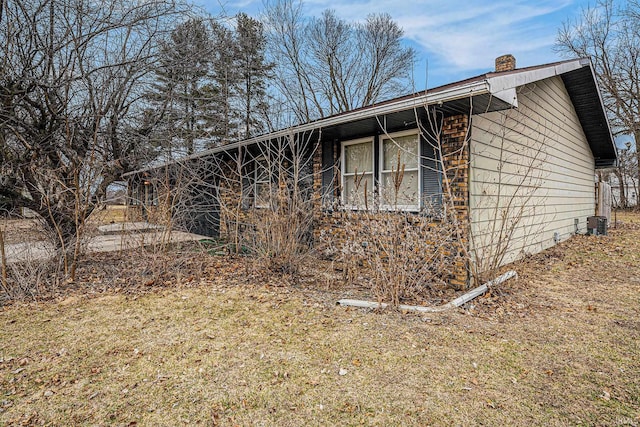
[587,216,607,236]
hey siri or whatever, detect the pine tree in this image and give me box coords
[209,21,240,146]
[235,13,273,139]
[146,15,273,151]
[148,18,215,157]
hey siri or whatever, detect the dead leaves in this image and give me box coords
[0,213,639,425]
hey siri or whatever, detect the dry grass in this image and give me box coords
[85,205,129,226]
[1,213,639,426]
[0,219,46,245]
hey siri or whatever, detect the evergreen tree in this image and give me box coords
[235,13,273,139]
[146,14,273,151]
[209,21,240,146]
[148,18,215,157]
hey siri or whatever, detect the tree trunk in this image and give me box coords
[635,130,640,199]
[0,225,8,292]
[38,202,79,250]
[614,168,627,208]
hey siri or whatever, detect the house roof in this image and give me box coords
[124,57,616,177]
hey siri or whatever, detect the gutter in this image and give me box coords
[123,80,492,178]
[123,57,595,178]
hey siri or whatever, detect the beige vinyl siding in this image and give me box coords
[470,76,595,270]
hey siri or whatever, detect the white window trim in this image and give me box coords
[254,156,270,209]
[379,129,421,212]
[341,137,375,210]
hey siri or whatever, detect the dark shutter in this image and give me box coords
[321,139,335,206]
[421,137,442,212]
[241,159,254,210]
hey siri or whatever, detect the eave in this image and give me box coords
[124,58,617,177]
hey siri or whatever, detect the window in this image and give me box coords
[380,131,420,211]
[339,131,425,211]
[254,157,270,208]
[143,180,159,207]
[341,138,374,208]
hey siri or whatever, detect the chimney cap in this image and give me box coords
[495,54,516,72]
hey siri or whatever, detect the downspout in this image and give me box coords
[337,270,517,313]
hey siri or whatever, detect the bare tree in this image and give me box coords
[557,0,640,180]
[264,0,415,122]
[207,134,316,273]
[0,0,190,273]
[606,142,639,207]
[263,0,320,123]
[618,144,639,206]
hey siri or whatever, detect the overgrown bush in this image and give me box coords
[319,201,463,306]
[210,136,317,278]
[241,178,314,275]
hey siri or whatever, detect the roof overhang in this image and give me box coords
[485,58,590,99]
[124,58,617,177]
[561,64,618,168]
[485,58,617,168]
[124,80,513,178]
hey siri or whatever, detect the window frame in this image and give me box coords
[254,156,271,209]
[378,129,421,212]
[340,136,375,210]
[130,183,140,206]
[143,180,158,207]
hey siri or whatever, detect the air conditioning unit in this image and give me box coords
[587,216,607,236]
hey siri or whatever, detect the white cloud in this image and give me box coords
[299,0,576,73]
[206,0,582,86]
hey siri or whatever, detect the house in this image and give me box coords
[125,55,617,289]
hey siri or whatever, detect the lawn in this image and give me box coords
[1,213,639,426]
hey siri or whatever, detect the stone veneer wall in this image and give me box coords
[440,114,470,289]
[312,114,471,289]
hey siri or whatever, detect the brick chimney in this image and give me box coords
[495,54,516,72]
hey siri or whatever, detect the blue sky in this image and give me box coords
[202,0,598,89]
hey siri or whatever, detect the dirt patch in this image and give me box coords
[85,205,129,225]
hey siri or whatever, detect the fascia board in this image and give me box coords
[124,81,491,177]
[491,88,518,108]
[486,58,585,93]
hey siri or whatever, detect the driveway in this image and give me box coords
[3,223,209,264]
